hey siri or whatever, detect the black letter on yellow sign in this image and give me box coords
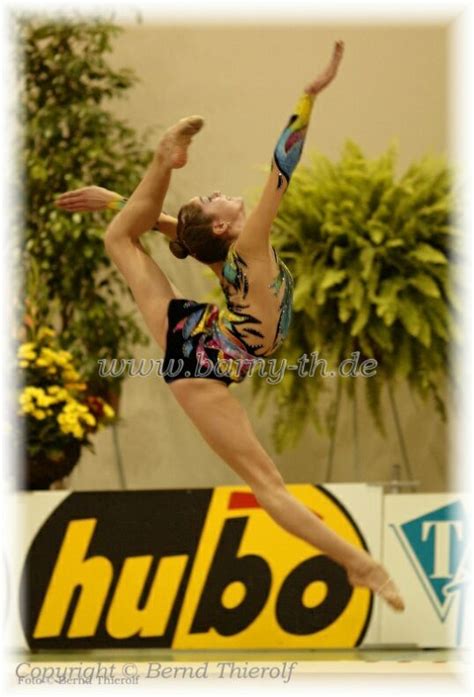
[190,518,271,636]
[276,555,353,634]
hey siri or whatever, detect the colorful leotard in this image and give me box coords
[162,243,294,385]
[219,242,294,356]
[111,89,315,385]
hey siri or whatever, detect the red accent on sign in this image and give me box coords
[228,491,324,520]
[228,492,260,509]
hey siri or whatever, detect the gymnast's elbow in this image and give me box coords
[104,227,117,257]
[104,220,129,256]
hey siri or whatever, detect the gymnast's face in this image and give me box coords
[190,192,246,240]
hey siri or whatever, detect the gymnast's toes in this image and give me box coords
[158,116,205,168]
[178,115,205,136]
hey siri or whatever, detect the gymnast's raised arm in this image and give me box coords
[235,40,344,258]
[54,185,179,241]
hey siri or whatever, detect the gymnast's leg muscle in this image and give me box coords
[167,377,404,611]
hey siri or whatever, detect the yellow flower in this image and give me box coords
[18,342,36,356]
[58,349,73,361]
[19,360,29,368]
[84,413,96,427]
[58,408,85,439]
[32,409,47,420]
[42,353,58,366]
[63,369,81,381]
[36,394,55,407]
[55,356,68,367]
[103,404,115,419]
[58,401,86,423]
[58,412,74,428]
[18,348,37,361]
[22,386,44,398]
[58,409,75,422]
[19,403,34,414]
[37,327,55,340]
[35,358,50,367]
[64,382,87,391]
[45,386,69,403]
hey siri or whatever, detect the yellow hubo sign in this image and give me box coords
[33,519,189,640]
[173,485,372,648]
[24,485,373,649]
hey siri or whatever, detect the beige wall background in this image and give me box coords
[69,23,452,492]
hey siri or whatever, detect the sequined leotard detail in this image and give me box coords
[218,242,294,357]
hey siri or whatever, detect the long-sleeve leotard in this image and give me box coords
[272,90,316,189]
[219,89,316,354]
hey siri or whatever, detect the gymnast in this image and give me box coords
[56,41,405,611]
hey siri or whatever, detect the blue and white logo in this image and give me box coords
[391,500,470,645]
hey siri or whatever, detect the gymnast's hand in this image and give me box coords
[54,186,122,212]
[305,40,345,95]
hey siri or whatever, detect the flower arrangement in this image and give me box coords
[17,325,116,488]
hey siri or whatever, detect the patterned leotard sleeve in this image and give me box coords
[272,90,316,189]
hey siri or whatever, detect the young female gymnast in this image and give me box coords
[56,41,405,611]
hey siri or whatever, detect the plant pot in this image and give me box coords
[24,439,82,491]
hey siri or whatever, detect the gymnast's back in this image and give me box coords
[217,238,294,357]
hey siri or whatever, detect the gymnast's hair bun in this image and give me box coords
[169,239,189,259]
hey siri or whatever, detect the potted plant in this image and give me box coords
[17,325,116,490]
[250,140,455,464]
[18,18,153,414]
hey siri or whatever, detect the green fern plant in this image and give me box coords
[250,140,456,453]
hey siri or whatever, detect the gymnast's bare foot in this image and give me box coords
[346,551,405,612]
[158,115,205,169]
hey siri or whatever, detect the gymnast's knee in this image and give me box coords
[241,454,286,498]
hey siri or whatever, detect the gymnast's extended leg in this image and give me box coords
[103,116,204,349]
[168,377,405,611]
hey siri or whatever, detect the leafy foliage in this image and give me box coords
[18,17,154,396]
[252,140,456,452]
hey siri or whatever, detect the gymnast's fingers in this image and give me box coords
[55,189,85,201]
[55,187,88,202]
[54,197,86,211]
[65,204,88,211]
[54,199,78,210]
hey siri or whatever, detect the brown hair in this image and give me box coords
[169,201,231,263]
